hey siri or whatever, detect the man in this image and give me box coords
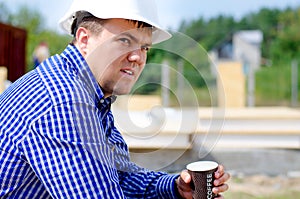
[0,0,229,198]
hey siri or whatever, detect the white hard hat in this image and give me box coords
[59,0,172,44]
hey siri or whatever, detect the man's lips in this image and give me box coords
[120,69,134,75]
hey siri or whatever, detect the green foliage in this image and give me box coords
[255,65,290,105]
[270,8,300,60]
[181,15,236,50]
[255,60,300,106]
[8,6,44,34]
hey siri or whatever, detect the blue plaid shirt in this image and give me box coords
[0,45,178,198]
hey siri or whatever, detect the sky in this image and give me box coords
[1,0,300,33]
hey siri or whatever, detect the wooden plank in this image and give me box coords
[197,107,300,120]
[114,107,300,149]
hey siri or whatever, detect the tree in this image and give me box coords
[8,5,45,34]
[271,7,300,61]
[239,8,281,59]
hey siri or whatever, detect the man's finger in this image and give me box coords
[180,170,191,183]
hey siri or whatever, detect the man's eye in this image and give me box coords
[142,46,150,52]
[120,38,130,45]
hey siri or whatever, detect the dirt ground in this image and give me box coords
[226,174,300,197]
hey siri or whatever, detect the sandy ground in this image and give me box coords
[227,174,300,197]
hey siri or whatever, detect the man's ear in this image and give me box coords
[76,27,89,55]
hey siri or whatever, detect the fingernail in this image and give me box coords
[184,175,189,182]
[212,187,218,193]
[214,180,219,186]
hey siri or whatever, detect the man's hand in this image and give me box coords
[175,165,230,199]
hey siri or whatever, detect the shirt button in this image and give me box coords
[100,99,105,104]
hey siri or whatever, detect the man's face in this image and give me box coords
[83,18,152,97]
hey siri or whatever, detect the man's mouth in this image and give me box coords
[121,69,134,75]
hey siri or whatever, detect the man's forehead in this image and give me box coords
[105,19,153,44]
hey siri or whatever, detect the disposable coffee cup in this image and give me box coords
[186,161,219,199]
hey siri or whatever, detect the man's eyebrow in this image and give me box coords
[119,32,152,47]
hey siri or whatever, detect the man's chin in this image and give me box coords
[112,88,132,96]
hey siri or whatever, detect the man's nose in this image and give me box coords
[128,48,147,65]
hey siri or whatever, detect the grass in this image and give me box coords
[255,62,299,106]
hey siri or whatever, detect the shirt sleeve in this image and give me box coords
[118,170,180,199]
[22,102,126,199]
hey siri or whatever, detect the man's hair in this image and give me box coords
[70,11,105,44]
[70,11,153,44]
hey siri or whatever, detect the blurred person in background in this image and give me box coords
[33,41,50,67]
[0,0,230,198]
